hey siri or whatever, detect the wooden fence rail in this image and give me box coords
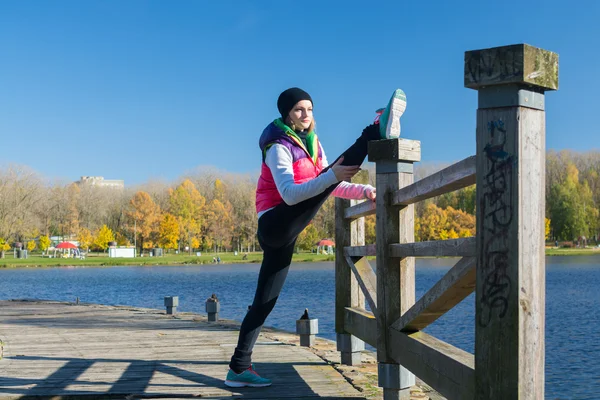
[334,43,558,400]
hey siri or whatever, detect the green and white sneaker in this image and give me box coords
[375,89,407,139]
[224,365,272,388]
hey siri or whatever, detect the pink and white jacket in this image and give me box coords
[255,119,374,217]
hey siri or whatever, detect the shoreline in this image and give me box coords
[0,252,333,269]
[1,248,599,269]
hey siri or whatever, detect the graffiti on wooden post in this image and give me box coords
[478,119,514,328]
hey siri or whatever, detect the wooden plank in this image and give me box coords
[388,328,474,400]
[475,106,546,399]
[391,257,476,332]
[343,307,377,348]
[368,138,421,163]
[343,244,376,257]
[389,237,475,258]
[345,256,377,313]
[344,200,377,220]
[391,155,476,206]
[335,198,361,334]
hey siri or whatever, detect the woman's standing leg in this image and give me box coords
[229,238,296,373]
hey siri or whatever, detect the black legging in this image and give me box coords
[229,124,378,373]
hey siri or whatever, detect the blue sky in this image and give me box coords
[1,0,598,185]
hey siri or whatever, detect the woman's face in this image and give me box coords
[287,100,313,131]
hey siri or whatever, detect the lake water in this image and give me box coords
[1,256,599,399]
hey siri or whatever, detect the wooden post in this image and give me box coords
[465,44,558,399]
[335,198,365,365]
[369,139,421,400]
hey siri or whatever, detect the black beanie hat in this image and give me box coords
[277,87,313,121]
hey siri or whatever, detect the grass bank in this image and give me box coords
[0,251,335,268]
[1,247,598,268]
[545,247,600,256]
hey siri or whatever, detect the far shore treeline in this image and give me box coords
[1,150,599,257]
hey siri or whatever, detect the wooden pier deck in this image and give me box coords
[0,300,377,400]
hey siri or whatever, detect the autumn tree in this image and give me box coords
[417,203,449,241]
[47,183,81,240]
[226,176,258,252]
[77,184,115,232]
[169,179,206,254]
[190,237,201,251]
[446,207,476,237]
[125,191,161,252]
[38,235,51,252]
[27,240,36,252]
[158,213,179,251]
[213,179,227,203]
[204,198,234,252]
[62,184,81,238]
[115,231,132,246]
[138,179,172,211]
[0,165,41,243]
[297,224,320,252]
[0,238,10,258]
[549,163,599,240]
[365,214,376,244]
[77,228,93,252]
[416,204,475,241]
[312,197,335,240]
[202,236,214,253]
[93,225,115,252]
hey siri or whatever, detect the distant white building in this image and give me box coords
[76,176,124,188]
[109,247,136,258]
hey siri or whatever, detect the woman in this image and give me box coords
[225,87,406,388]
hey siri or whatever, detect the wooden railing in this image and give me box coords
[334,44,558,400]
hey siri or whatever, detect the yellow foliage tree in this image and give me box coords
[418,203,449,241]
[169,179,206,254]
[439,229,450,240]
[202,236,213,252]
[446,206,476,238]
[27,240,36,252]
[204,198,234,252]
[190,237,200,250]
[38,235,51,252]
[77,228,93,252]
[365,215,376,244]
[158,214,180,250]
[297,224,320,251]
[0,238,11,258]
[213,179,226,203]
[126,191,161,252]
[417,204,475,241]
[93,225,115,252]
[545,217,551,240]
[115,231,132,246]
